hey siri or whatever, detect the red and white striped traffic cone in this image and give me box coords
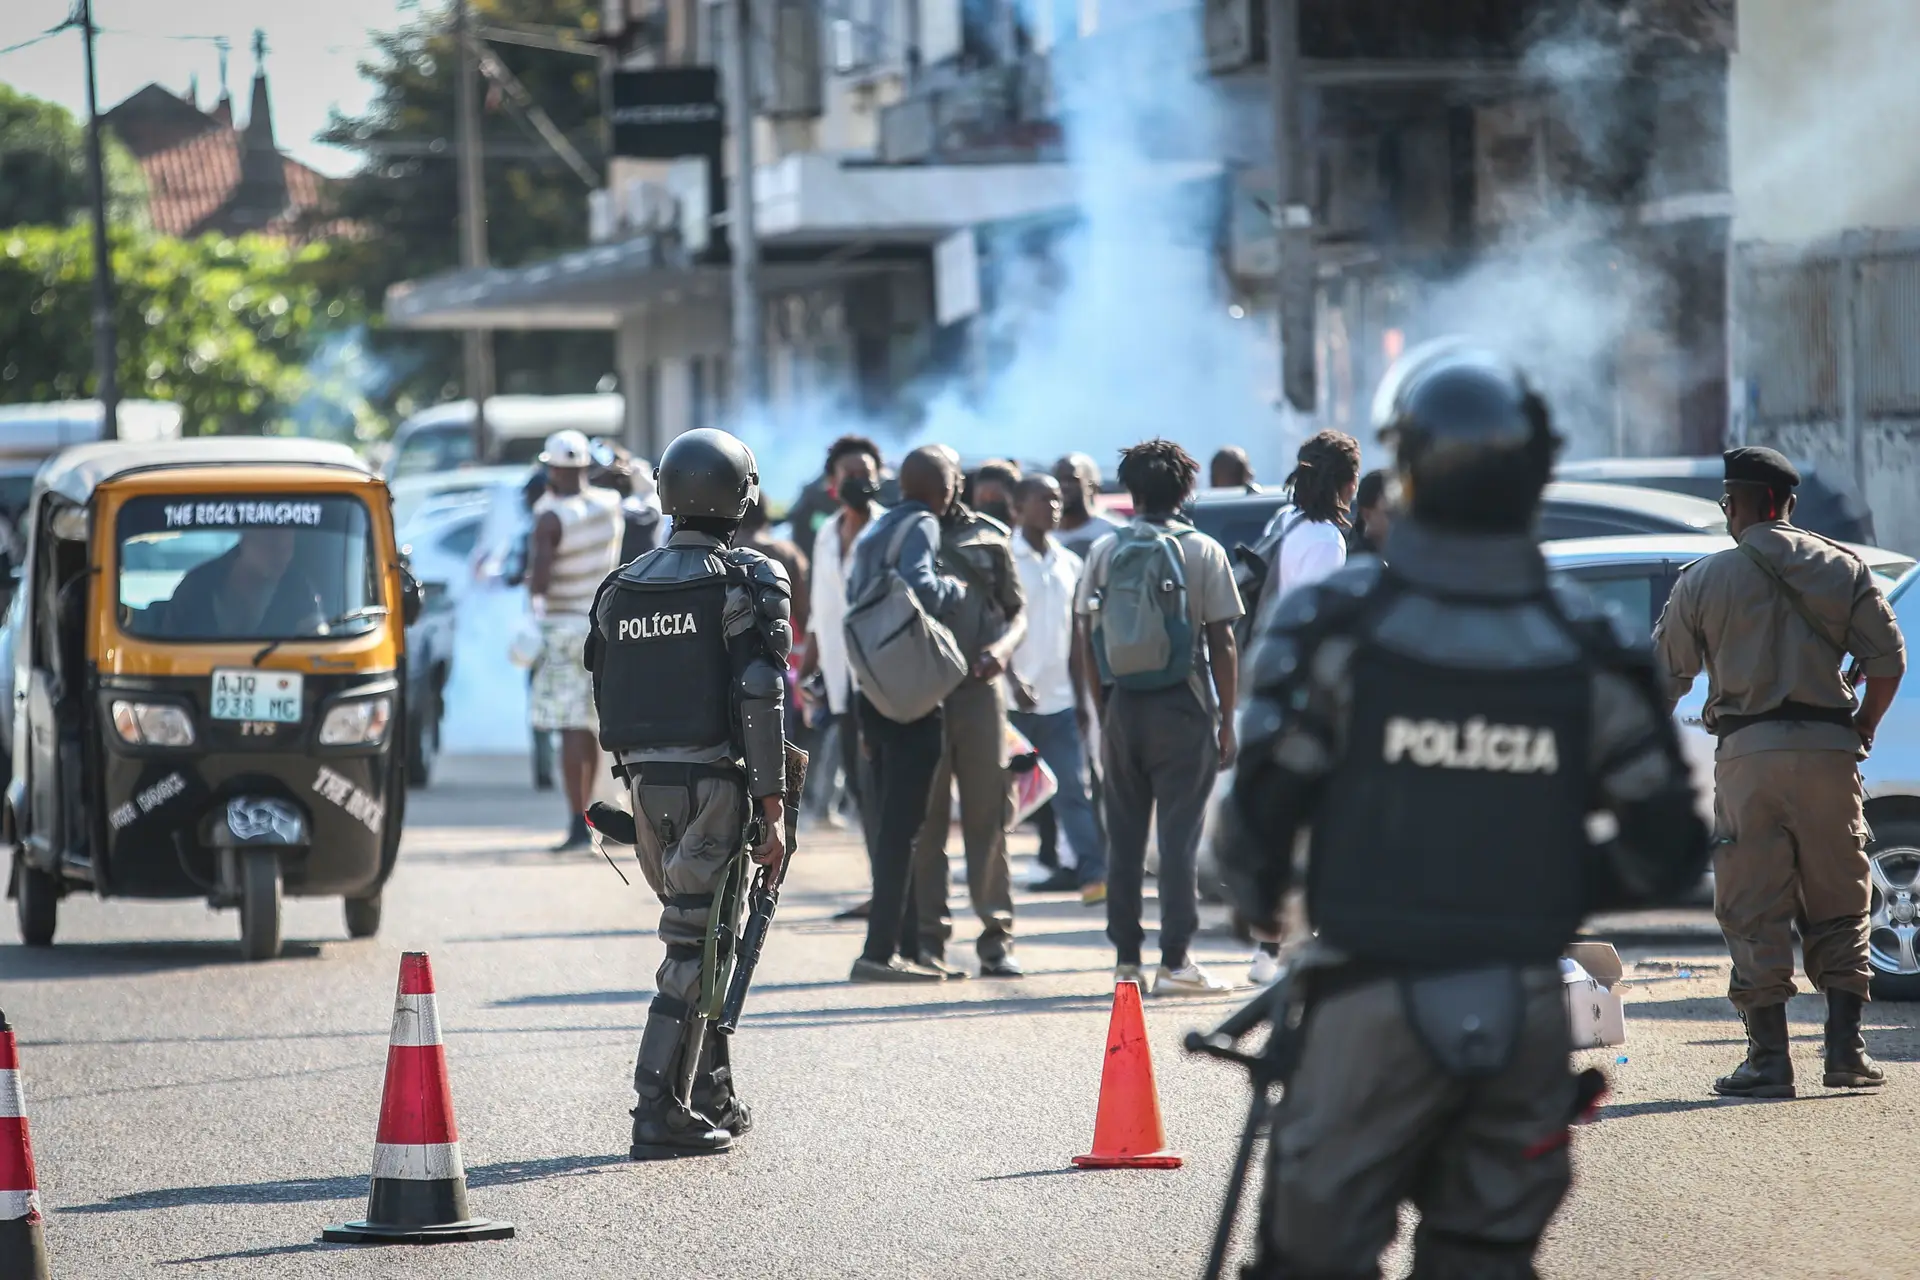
[322,953,513,1244]
[0,1011,51,1280]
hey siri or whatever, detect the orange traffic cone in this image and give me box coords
[323,953,514,1244]
[1073,980,1183,1169]
[0,1011,51,1279]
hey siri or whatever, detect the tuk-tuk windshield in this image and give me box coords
[116,495,382,641]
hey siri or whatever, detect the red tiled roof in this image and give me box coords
[137,129,331,242]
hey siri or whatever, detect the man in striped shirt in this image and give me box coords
[528,430,626,850]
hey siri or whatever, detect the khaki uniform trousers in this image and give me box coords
[1256,970,1573,1280]
[630,773,747,1009]
[910,677,1014,962]
[1712,748,1871,1011]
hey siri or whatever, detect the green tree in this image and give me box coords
[314,0,613,418]
[0,224,372,435]
[0,85,147,229]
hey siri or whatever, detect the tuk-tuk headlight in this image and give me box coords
[111,700,196,747]
[319,696,392,746]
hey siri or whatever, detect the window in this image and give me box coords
[392,426,476,478]
[116,495,381,642]
[437,516,483,559]
[1563,568,1660,637]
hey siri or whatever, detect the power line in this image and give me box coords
[0,20,71,57]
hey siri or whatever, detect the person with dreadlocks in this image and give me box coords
[1242,429,1362,985]
[1074,439,1245,995]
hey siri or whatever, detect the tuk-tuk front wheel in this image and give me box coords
[13,851,57,947]
[344,893,382,939]
[238,850,283,962]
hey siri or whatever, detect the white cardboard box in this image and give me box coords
[1563,941,1627,1049]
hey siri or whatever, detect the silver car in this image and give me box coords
[1545,535,1920,998]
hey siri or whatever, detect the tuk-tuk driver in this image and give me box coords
[168,528,324,638]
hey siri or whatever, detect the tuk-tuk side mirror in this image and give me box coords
[399,564,424,627]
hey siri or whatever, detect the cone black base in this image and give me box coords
[0,1216,52,1280]
[321,1217,515,1244]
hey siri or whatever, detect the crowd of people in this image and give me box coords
[511,418,1407,991]
[771,431,1403,990]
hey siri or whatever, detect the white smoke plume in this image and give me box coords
[732,3,1297,504]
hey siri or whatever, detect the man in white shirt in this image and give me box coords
[797,436,887,915]
[1007,475,1108,905]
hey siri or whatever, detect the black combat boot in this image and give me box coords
[1823,989,1887,1089]
[629,999,732,1160]
[1712,1002,1795,1098]
[691,1033,753,1136]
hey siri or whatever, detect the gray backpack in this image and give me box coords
[842,516,968,723]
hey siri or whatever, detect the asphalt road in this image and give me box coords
[7,755,1920,1278]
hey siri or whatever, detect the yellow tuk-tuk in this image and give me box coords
[5,439,421,959]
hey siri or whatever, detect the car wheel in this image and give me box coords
[344,893,382,939]
[238,850,283,962]
[407,684,439,791]
[13,850,56,947]
[1867,821,1920,1001]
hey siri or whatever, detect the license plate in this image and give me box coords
[210,669,305,723]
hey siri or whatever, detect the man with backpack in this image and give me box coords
[842,447,969,983]
[1074,439,1244,996]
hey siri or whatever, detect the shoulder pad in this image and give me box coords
[721,547,792,596]
[1548,572,1650,656]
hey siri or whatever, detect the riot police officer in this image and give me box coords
[1214,343,1711,1278]
[583,427,791,1160]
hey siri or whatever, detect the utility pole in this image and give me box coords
[722,0,765,413]
[79,0,120,439]
[454,0,495,461]
[1268,0,1313,414]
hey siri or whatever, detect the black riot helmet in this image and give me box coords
[1372,341,1559,535]
[656,428,760,521]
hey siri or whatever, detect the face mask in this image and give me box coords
[839,477,878,510]
[978,500,1012,526]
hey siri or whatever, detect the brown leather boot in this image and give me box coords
[1713,1002,1795,1098]
[1823,990,1887,1089]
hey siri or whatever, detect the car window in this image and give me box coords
[1561,567,1661,636]
[1536,506,1664,540]
[437,516,483,558]
[393,426,476,479]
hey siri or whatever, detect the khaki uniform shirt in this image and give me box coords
[938,508,1026,676]
[1653,521,1906,760]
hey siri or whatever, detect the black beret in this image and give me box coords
[1723,447,1799,491]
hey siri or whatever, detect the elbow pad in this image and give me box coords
[735,654,787,798]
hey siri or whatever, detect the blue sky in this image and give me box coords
[1,0,425,176]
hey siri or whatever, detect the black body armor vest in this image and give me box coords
[1309,627,1593,968]
[592,552,732,751]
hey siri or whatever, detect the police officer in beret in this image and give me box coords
[1655,446,1906,1097]
[1216,342,1710,1277]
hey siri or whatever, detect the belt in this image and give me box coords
[1714,700,1856,739]
[618,757,743,785]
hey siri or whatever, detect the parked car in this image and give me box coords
[1557,456,1875,546]
[385,396,623,480]
[1543,537,1920,998]
[1186,480,1727,559]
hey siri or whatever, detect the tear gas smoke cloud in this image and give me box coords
[1730,0,1920,244]
[728,3,1299,505]
[1384,18,1666,461]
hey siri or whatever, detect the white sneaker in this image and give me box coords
[1153,961,1228,997]
[1113,962,1145,988]
[1248,949,1284,987]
